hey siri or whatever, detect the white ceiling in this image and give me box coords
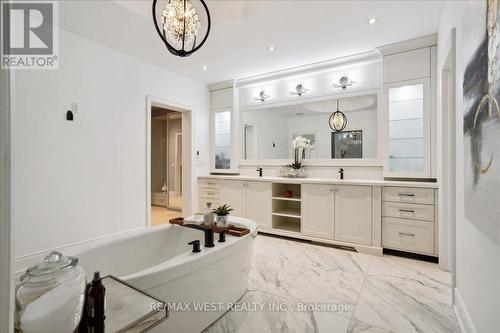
[59,1,444,84]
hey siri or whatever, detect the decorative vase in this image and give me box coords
[161,182,168,193]
[290,168,303,178]
[279,166,291,177]
[216,215,229,227]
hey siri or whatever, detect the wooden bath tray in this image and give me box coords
[169,218,250,237]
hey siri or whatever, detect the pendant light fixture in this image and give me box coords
[152,0,211,57]
[329,99,348,132]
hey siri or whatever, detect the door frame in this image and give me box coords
[146,95,193,226]
[0,57,14,333]
[438,29,457,282]
[174,132,182,198]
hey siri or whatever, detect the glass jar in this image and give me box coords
[203,202,215,226]
[15,251,87,333]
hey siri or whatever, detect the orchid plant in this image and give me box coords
[288,136,313,169]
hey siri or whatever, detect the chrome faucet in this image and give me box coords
[257,167,263,177]
[183,224,215,247]
[339,168,344,180]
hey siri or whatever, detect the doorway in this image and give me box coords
[150,106,183,225]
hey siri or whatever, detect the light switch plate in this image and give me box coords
[71,102,79,114]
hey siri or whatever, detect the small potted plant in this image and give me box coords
[212,204,234,227]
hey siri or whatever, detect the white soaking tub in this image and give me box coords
[77,217,257,333]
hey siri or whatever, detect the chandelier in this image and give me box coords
[152,0,211,57]
[329,100,348,132]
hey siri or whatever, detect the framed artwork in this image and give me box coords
[331,130,363,159]
[463,0,500,242]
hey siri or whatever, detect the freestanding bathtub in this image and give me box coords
[77,217,257,333]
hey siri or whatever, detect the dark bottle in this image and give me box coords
[77,284,90,332]
[86,271,106,333]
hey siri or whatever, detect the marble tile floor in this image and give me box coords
[204,234,460,333]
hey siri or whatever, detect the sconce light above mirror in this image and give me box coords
[329,99,348,132]
[290,83,310,96]
[333,76,356,90]
[254,91,270,102]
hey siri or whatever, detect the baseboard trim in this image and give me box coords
[383,248,438,263]
[454,288,477,333]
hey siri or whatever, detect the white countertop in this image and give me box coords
[198,175,438,188]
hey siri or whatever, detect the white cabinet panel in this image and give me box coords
[220,180,246,217]
[382,202,434,222]
[302,184,334,239]
[383,48,430,83]
[211,88,233,110]
[246,181,271,229]
[334,185,372,246]
[382,217,434,255]
[383,187,434,205]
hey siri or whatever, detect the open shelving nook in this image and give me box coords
[272,183,302,233]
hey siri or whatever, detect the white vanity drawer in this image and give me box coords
[383,187,434,205]
[199,188,220,199]
[382,217,434,255]
[199,178,221,189]
[382,202,434,222]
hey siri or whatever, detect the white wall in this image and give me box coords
[12,28,210,258]
[438,1,500,332]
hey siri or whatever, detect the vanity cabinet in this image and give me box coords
[379,38,437,179]
[198,177,383,255]
[382,186,437,256]
[334,185,373,246]
[302,184,334,239]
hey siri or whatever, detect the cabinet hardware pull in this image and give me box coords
[207,192,215,195]
[399,193,415,197]
[207,182,215,185]
[399,232,415,237]
[399,209,415,213]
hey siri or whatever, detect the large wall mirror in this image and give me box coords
[242,94,378,161]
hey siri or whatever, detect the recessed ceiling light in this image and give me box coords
[268,45,275,51]
[202,65,208,70]
[368,17,377,24]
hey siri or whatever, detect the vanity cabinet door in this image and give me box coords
[302,184,334,239]
[246,181,271,229]
[384,78,431,178]
[220,180,246,217]
[334,185,372,246]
